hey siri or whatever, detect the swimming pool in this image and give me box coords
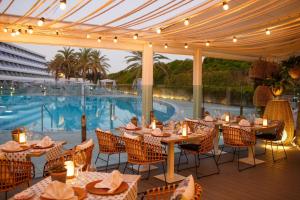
[0,95,176,132]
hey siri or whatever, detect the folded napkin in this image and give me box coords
[255,118,263,125]
[126,122,137,130]
[95,170,123,193]
[238,119,251,126]
[36,136,54,147]
[204,115,214,122]
[14,190,34,200]
[167,120,175,129]
[41,181,76,200]
[221,114,227,121]
[152,128,163,136]
[1,141,21,151]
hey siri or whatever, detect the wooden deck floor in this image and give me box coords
[4,143,300,200]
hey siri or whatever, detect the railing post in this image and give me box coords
[81,114,86,142]
[41,105,44,132]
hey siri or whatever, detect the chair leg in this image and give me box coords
[264,140,267,154]
[123,162,128,173]
[232,147,236,162]
[237,147,240,171]
[216,145,224,163]
[271,141,275,162]
[146,164,151,180]
[161,162,167,186]
[117,153,121,169]
[95,152,100,165]
[212,151,220,174]
[137,165,140,175]
[194,154,199,178]
[281,141,287,160]
[5,191,7,200]
[177,149,183,171]
[183,151,189,164]
[105,154,110,172]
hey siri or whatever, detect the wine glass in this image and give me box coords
[74,151,86,173]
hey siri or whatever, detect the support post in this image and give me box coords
[193,49,203,118]
[142,44,154,124]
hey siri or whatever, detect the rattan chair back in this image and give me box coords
[198,127,217,154]
[222,126,255,147]
[96,129,124,153]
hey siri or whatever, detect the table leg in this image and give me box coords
[155,142,185,183]
[239,145,264,165]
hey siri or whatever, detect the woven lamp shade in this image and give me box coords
[288,66,300,80]
[253,85,273,107]
[249,60,266,80]
[264,99,295,144]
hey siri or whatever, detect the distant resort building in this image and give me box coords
[0,42,53,83]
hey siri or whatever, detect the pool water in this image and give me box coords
[0,95,176,132]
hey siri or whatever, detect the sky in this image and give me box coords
[16,43,192,73]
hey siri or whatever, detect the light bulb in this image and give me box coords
[266,28,271,35]
[113,36,118,43]
[16,29,21,35]
[156,28,161,34]
[37,17,45,26]
[222,2,229,10]
[184,43,188,49]
[148,42,153,48]
[184,18,189,26]
[233,36,237,43]
[28,26,33,34]
[11,30,16,37]
[86,34,90,39]
[56,30,59,35]
[164,43,168,49]
[60,0,66,10]
[133,33,138,40]
[3,28,8,33]
[97,37,102,42]
[205,41,210,46]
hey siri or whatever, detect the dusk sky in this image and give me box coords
[16,43,192,73]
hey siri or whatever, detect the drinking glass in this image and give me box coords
[74,151,86,173]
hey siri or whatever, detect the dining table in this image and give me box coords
[9,172,141,200]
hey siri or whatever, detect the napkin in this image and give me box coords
[221,114,227,121]
[238,119,251,127]
[167,120,175,129]
[95,170,123,193]
[36,136,54,147]
[40,181,76,200]
[204,115,214,122]
[2,141,21,151]
[14,190,34,200]
[255,118,263,125]
[126,122,137,130]
[152,128,163,136]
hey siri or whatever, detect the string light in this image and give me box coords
[184,43,188,49]
[11,30,16,37]
[97,37,102,42]
[205,41,210,47]
[86,34,90,39]
[60,0,67,10]
[113,36,118,43]
[37,17,45,26]
[222,1,229,10]
[16,29,21,35]
[133,33,138,40]
[56,30,59,35]
[3,28,8,33]
[156,28,161,34]
[233,36,237,43]
[164,43,168,49]
[184,18,189,26]
[148,42,153,48]
[28,26,33,34]
[266,28,271,35]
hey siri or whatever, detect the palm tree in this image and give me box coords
[125,51,169,79]
[76,48,93,81]
[48,54,64,80]
[89,50,111,83]
[57,47,75,79]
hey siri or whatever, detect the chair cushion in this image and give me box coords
[256,133,277,140]
[171,175,195,200]
[179,143,201,152]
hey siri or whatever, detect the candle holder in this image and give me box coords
[181,123,188,137]
[11,127,27,144]
[263,117,268,127]
[64,160,75,179]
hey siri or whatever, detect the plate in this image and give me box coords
[33,143,55,149]
[40,187,87,200]
[151,132,171,137]
[85,180,129,195]
[124,127,141,131]
[1,146,31,153]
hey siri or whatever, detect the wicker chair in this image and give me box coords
[95,129,125,171]
[122,137,167,184]
[0,160,33,199]
[75,143,94,171]
[177,127,220,178]
[218,126,256,171]
[141,182,202,200]
[256,120,287,162]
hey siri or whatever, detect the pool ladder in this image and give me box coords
[41,104,54,132]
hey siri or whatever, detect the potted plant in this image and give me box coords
[49,164,67,183]
[282,56,300,80]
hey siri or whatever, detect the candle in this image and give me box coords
[182,124,187,137]
[225,115,230,122]
[263,118,268,127]
[151,120,156,129]
[19,132,26,144]
[64,161,75,178]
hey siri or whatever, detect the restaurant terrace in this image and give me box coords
[0,0,300,200]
